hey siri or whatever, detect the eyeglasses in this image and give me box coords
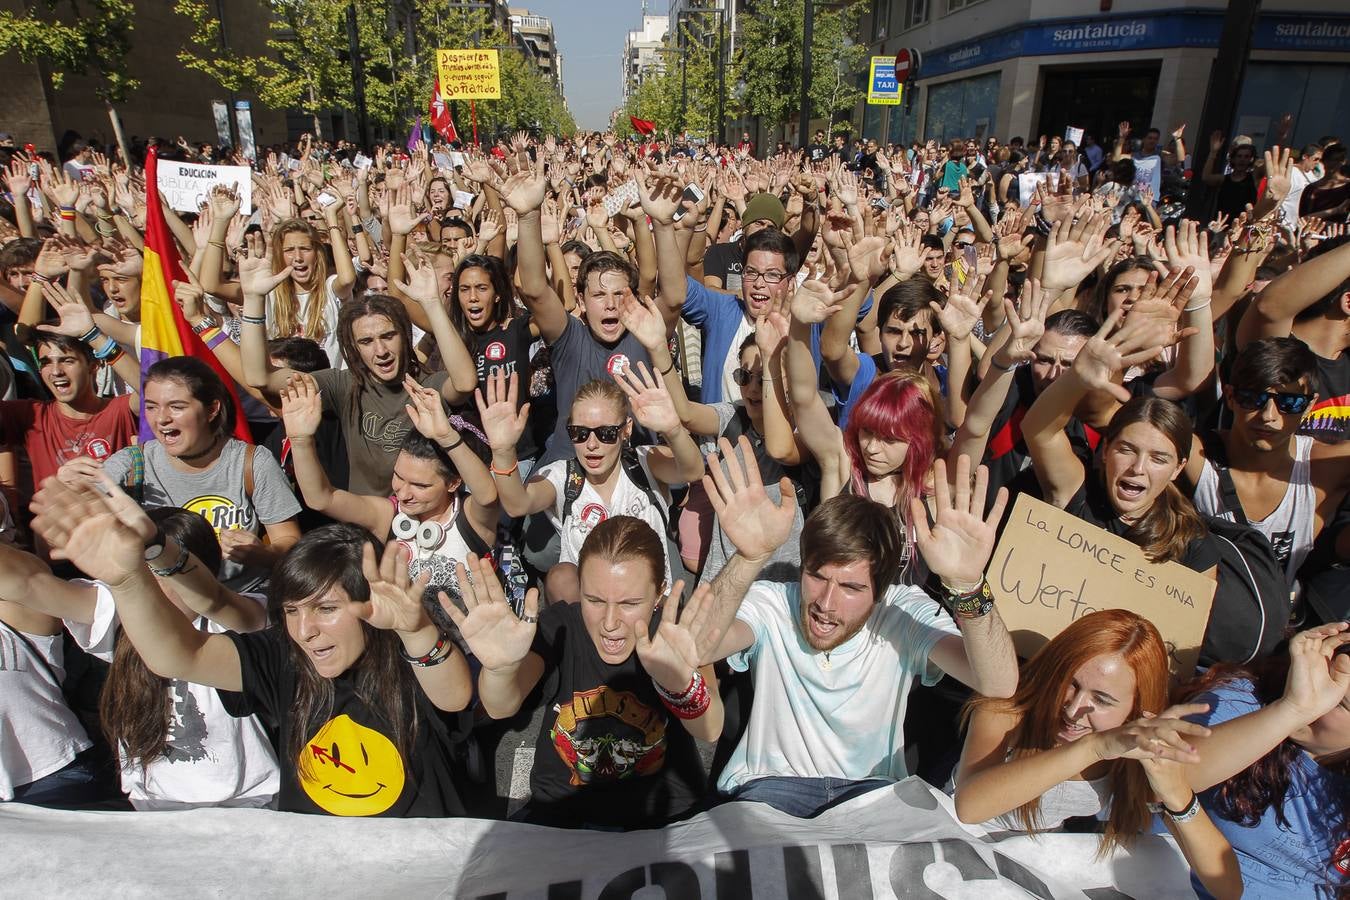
[1232,389,1314,415]
[732,367,761,386]
[742,268,787,285]
[566,424,624,444]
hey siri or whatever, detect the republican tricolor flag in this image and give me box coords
[139,147,250,443]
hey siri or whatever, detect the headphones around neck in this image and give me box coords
[391,509,451,551]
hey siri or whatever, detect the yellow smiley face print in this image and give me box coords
[299,714,406,816]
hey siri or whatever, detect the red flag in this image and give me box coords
[630,116,656,136]
[430,78,459,144]
[139,147,251,443]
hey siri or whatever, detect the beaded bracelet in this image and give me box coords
[653,671,711,720]
[401,631,454,667]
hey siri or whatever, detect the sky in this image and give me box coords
[518,0,670,131]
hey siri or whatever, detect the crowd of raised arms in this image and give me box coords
[0,123,1348,898]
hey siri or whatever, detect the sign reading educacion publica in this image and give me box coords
[436,49,501,100]
[867,56,901,106]
[987,494,1217,675]
[155,160,252,214]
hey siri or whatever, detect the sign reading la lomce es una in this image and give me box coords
[987,493,1217,675]
[436,49,501,100]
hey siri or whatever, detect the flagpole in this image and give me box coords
[470,100,479,148]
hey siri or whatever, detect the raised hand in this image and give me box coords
[403,375,458,446]
[387,183,426,236]
[702,435,797,562]
[391,251,440,305]
[1041,211,1117,293]
[35,281,97,339]
[913,455,1008,586]
[540,197,562,245]
[237,253,292,299]
[635,171,681,226]
[892,222,925,277]
[499,161,547,214]
[477,207,503,245]
[352,541,433,635]
[998,278,1052,364]
[1092,703,1212,764]
[29,475,146,585]
[208,185,241,220]
[618,293,667,353]
[279,372,323,439]
[444,555,539,671]
[933,276,991,342]
[754,310,789,358]
[613,361,679,435]
[635,582,712,693]
[844,234,887,285]
[474,369,530,452]
[790,279,845,324]
[1126,265,1200,347]
[1072,309,1167,402]
[1163,220,1213,303]
[1262,145,1294,201]
[1276,622,1350,725]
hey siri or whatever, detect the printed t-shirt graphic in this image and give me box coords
[550,686,667,786]
[300,714,406,816]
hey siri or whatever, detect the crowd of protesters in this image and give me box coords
[0,118,1347,898]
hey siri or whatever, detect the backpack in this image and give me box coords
[123,443,256,507]
[1194,434,1292,665]
[562,448,671,540]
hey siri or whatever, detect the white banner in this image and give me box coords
[156,160,252,214]
[0,779,1197,898]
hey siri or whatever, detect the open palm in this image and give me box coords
[29,477,145,585]
[704,436,797,561]
[474,370,530,452]
[444,556,538,671]
[615,362,679,434]
[353,542,431,634]
[635,583,708,692]
[914,456,1007,585]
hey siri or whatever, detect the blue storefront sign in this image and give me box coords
[921,12,1350,81]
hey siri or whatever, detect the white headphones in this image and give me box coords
[392,512,448,551]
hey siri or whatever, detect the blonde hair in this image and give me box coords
[269,218,331,343]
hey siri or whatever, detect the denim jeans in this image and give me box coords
[732,776,892,818]
[8,752,101,808]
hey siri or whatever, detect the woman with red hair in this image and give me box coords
[782,281,946,584]
[953,609,1242,898]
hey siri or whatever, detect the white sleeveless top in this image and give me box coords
[1194,435,1316,588]
[987,775,1112,833]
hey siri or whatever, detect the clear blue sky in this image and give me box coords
[519,0,669,131]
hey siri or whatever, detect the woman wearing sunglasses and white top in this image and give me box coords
[478,369,705,604]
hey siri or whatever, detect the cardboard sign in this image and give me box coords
[155,160,252,214]
[868,56,901,106]
[987,494,1217,674]
[436,49,501,100]
[1064,126,1084,146]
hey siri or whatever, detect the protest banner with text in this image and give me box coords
[987,494,1217,674]
[155,161,252,214]
[436,49,502,100]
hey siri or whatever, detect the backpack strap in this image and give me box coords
[243,443,256,503]
[620,448,669,532]
[1199,431,1248,526]
[123,444,145,505]
[561,456,587,524]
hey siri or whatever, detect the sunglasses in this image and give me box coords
[732,367,761,386]
[1232,389,1314,415]
[566,423,624,444]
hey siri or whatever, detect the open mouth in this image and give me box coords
[373,357,397,377]
[806,607,839,642]
[747,292,771,310]
[466,304,486,322]
[50,377,72,392]
[157,426,183,448]
[1115,478,1146,503]
[598,315,621,334]
[291,264,310,280]
[309,645,337,664]
[582,453,606,469]
[1058,715,1090,740]
[600,635,626,656]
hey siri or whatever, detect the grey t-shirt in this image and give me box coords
[311,367,450,496]
[103,439,301,592]
[539,316,653,466]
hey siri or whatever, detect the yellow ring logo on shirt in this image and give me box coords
[183,495,250,534]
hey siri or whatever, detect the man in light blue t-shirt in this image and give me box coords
[693,449,1019,818]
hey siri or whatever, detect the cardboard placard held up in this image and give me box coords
[987,494,1217,675]
[155,161,252,214]
[436,49,501,101]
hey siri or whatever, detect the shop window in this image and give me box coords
[946,0,986,11]
[924,72,1000,144]
[1236,63,1350,151]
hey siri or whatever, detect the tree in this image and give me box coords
[0,0,138,157]
[810,3,865,132]
[621,21,717,140]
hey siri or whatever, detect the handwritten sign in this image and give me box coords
[987,494,1217,675]
[436,49,501,100]
[156,161,252,214]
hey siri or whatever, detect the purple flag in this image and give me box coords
[406,115,422,152]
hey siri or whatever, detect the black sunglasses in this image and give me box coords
[1232,389,1314,415]
[732,367,761,386]
[566,424,624,444]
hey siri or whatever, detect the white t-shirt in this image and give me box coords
[1280,166,1315,231]
[65,581,279,810]
[716,580,960,793]
[535,445,673,585]
[266,273,343,367]
[0,620,91,799]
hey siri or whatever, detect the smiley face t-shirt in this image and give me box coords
[221,628,466,818]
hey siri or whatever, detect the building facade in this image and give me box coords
[509,8,564,93]
[624,15,671,102]
[857,0,1350,153]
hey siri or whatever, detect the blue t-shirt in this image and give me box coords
[1187,681,1349,899]
[681,276,872,404]
[831,354,947,429]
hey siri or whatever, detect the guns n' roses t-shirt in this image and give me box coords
[525,602,706,829]
[222,628,465,818]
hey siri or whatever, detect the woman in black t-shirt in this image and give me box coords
[30,480,475,818]
[1022,313,1219,575]
[448,516,722,829]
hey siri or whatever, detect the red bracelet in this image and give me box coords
[653,671,711,720]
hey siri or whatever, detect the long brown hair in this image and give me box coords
[100,508,223,768]
[269,218,331,343]
[1099,397,1207,564]
[335,294,421,420]
[965,609,1170,853]
[268,524,421,781]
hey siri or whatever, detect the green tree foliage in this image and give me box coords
[731,0,866,133]
[0,0,138,101]
[620,21,718,139]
